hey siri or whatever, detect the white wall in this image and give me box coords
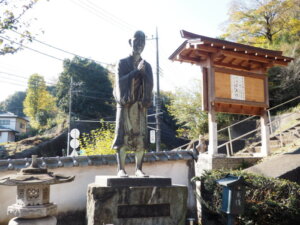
[0,118,16,131]
[0,160,192,224]
[15,118,27,133]
[0,132,9,144]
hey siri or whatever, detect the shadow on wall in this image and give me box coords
[57,210,86,225]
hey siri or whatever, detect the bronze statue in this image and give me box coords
[112,30,153,177]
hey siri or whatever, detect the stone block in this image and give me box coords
[95,176,172,187]
[8,203,57,219]
[8,215,57,225]
[87,178,187,225]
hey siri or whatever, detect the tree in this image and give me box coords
[23,73,57,129]
[166,80,232,140]
[0,0,42,55]
[268,57,300,107]
[222,0,300,49]
[56,57,114,120]
[80,122,115,155]
[167,86,208,139]
[0,91,26,116]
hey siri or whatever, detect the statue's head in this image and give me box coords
[129,30,146,55]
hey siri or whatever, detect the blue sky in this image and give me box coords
[0,0,232,102]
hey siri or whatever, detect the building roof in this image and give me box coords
[169,30,293,71]
[0,126,17,133]
[0,112,29,122]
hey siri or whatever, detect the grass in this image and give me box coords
[1,133,56,157]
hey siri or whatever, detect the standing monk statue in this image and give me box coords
[112,31,153,177]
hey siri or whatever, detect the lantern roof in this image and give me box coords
[0,155,74,186]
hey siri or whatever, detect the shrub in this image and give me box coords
[193,170,300,225]
[80,122,115,155]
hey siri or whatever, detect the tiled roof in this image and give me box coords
[0,112,29,121]
[0,150,194,171]
[0,126,17,132]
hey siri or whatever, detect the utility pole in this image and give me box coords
[146,28,161,152]
[67,77,73,156]
[155,27,161,152]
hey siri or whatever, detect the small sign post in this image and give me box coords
[150,130,156,144]
[70,128,80,156]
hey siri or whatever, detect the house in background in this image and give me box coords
[0,112,29,144]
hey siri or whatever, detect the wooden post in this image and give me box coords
[208,107,218,155]
[207,55,218,155]
[260,110,270,156]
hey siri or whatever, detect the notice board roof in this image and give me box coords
[169,30,293,71]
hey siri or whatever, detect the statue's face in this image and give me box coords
[131,33,145,55]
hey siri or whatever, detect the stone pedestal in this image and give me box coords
[8,216,57,225]
[87,176,188,225]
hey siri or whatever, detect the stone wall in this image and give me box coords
[0,151,196,225]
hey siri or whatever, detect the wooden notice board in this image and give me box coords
[203,67,269,115]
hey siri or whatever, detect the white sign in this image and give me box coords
[70,138,80,149]
[231,75,245,100]
[70,149,78,157]
[70,128,80,139]
[150,130,156,144]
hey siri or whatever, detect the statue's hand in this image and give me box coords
[137,59,145,72]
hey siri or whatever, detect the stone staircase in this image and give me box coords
[239,122,300,155]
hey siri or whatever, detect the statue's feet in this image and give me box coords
[135,169,148,177]
[117,169,128,177]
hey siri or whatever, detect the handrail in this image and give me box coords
[217,115,256,133]
[217,127,261,149]
[171,96,299,152]
[217,96,300,133]
[217,109,300,152]
[268,96,300,111]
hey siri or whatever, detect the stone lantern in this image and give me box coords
[0,155,74,225]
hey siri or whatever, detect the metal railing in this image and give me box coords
[171,96,300,153]
[217,96,300,155]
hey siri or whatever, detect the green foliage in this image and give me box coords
[166,83,232,139]
[0,91,26,116]
[194,170,300,225]
[222,0,300,49]
[167,85,207,139]
[0,0,41,55]
[23,74,57,129]
[56,57,114,120]
[80,122,115,155]
[268,57,300,108]
[219,0,300,123]
[159,90,180,131]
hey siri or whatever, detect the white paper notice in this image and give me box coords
[231,75,245,100]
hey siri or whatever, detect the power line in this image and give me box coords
[69,0,179,91]
[0,35,64,61]
[0,79,27,87]
[10,29,112,66]
[75,93,115,102]
[70,0,136,32]
[1,35,115,78]
[85,0,137,31]
[75,119,115,123]
[0,71,56,85]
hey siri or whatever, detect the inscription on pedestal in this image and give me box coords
[117,204,170,218]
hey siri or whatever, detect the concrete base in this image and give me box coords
[87,176,188,225]
[195,154,262,176]
[8,216,57,225]
[8,203,57,219]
